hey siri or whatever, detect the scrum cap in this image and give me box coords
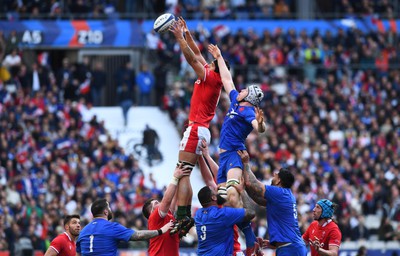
[244,85,264,106]
[317,199,334,219]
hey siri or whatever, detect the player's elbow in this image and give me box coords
[243,209,256,222]
[187,55,199,66]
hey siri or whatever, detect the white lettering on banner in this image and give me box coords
[77,30,103,44]
[339,252,358,256]
[22,30,42,44]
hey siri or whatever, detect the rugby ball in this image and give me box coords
[153,13,175,33]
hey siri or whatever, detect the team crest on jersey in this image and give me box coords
[239,107,244,112]
[227,108,238,118]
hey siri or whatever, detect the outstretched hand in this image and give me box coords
[255,107,264,124]
[169,21,184,40]
[208,44,221,59]
[178,17,189,33]
[237,150,249,165]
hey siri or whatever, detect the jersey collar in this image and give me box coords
[64,232,72,241]
[321,219,332,227]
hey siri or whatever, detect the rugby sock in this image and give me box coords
[177,206,187,220]
[237,221,257,247]
[186,205,192,217]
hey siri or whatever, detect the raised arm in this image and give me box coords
[237,150,267,206]
[199,139,219,179]
[130,220,173,241]
[158,165,192,216]
[231,177,256,222]
[170,20,205,80]
[198,155,217,191]
[207,44,234,94]
[179,17,206,66]
[251,107,266,133]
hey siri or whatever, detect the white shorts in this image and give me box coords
[179,123,211,155]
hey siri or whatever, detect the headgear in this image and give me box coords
[316,199,334,219]
[244,85,264,106]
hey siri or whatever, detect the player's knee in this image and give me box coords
[227,190,240,208]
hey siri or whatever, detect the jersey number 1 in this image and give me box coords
[89,235,94,252]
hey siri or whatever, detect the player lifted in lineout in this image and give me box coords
[169,17,230,237]
[208,43,266,255]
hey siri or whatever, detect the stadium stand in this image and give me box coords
[0,0,400,255]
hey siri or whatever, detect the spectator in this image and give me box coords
[356,245,367,256]
[2,48,21,70]
[115,61,136,100]
[136,64,155,106]
[5,31,19,54]
[14,234,34,256]
[274,0,290,18]
[153,60,169,109]
[90,61,106,106]
[141,124,161,167]
[118,83,133,126]
[350,215,370,241]
[378,215,397,241]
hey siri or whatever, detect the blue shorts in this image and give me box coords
[217,151,244,184]
[276,242,307,256]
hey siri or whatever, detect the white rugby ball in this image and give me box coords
[153,13,175,33]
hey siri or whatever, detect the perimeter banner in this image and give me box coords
[0,20,144,48]
[0,18,398,48]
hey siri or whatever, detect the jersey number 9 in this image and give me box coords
[200,225,207,240]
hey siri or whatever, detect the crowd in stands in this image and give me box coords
[0,40,164,254]
[0,5,400,256]
[1,0,397,20]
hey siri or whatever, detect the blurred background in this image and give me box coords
[0,0,399,255]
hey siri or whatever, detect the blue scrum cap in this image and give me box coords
[316,199,334,219]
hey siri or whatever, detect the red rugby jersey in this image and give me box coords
[49,232,76,256]
[148,207,179,256]
[188,64,223,128]
[302,220,342,256]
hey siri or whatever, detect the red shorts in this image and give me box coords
[179,123,210,155]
